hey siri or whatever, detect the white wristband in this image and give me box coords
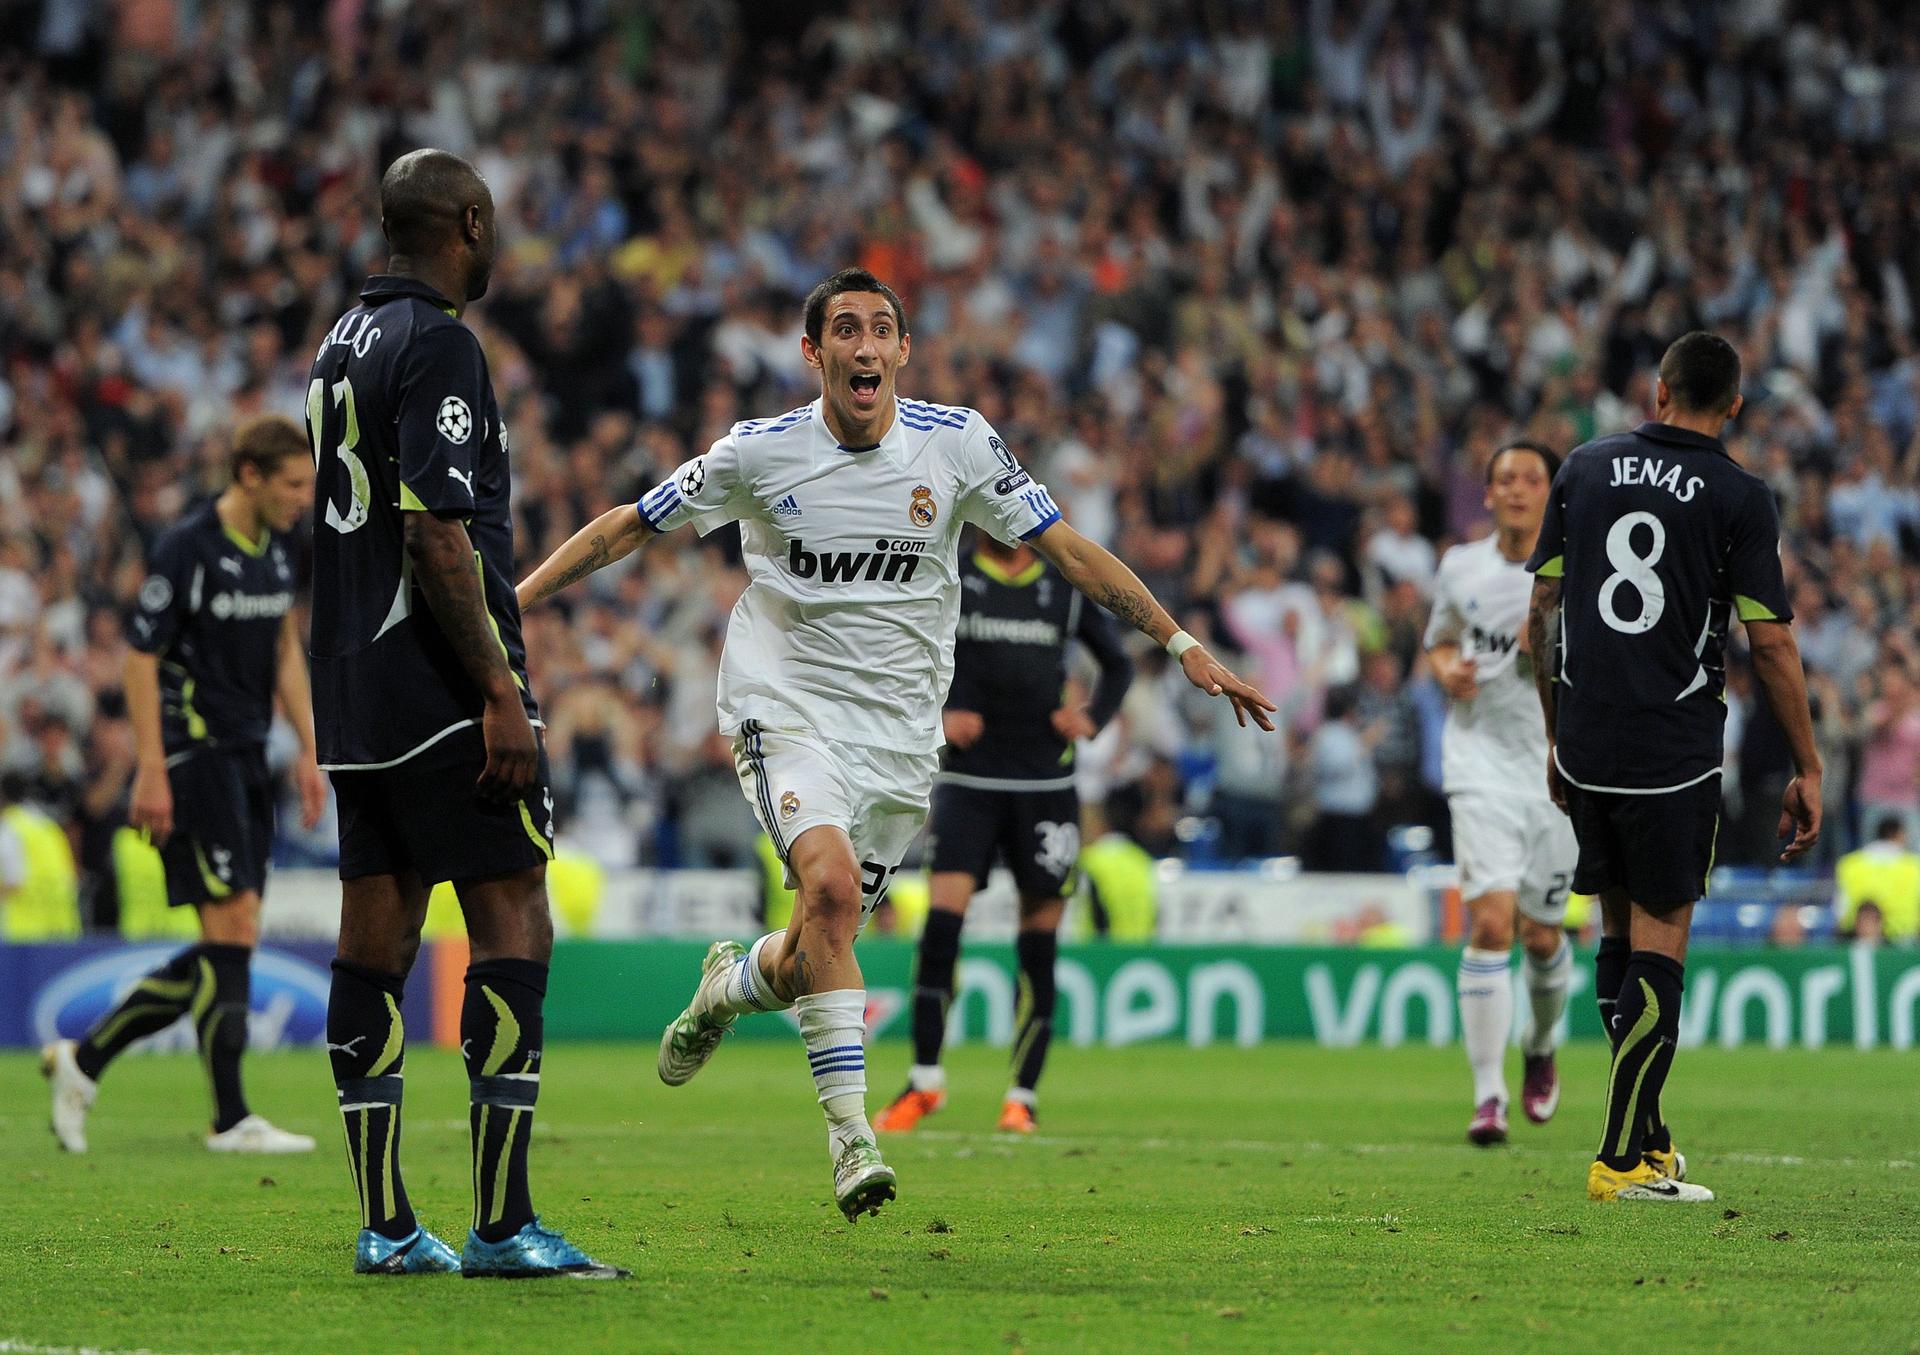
[1166,630,1200,661]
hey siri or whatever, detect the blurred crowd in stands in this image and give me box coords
[1,0,1918,938]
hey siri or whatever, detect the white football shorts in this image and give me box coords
[1449,790,1577,924]
[733,719,937,927]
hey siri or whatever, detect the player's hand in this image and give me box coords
[943,709,985,748]
[1777,772,1822,862]
[1051,706,1097,741]
[293,756,327,831]
[1440,655,1479,701]
[129,762,174,846]
[479,697,540,804]
[1545,748,1568,815]
[1179,646,1278,731]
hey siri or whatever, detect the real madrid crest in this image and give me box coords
[909,484,937,528]
[779,790,800,821]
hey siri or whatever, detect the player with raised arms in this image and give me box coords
[517,268,1276,1220]
[307,149,625,1277]
[1527,332,1820,1202]
[1425,441,1577,1146]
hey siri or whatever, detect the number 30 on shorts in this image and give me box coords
[859,860,898,919]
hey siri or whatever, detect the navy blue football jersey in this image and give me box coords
[305,275,537,769]
[1528,421,1792,791]
[126,499,296,755]
[942,551,1133,785]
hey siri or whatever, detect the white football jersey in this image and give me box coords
[1423,534,1552,799]
[637,397,1062,754]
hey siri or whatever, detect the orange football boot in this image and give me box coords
[996,1099,1037,1134]
[874,1087,945,1133]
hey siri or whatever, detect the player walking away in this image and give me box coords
[873,532,1133,1137]
[42,416,325,1157]
[516,268,1274,1221]
[307,149,624,1278]
[1425,442,1577,1146]
[1526,333,1821,1203]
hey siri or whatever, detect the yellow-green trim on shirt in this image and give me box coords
[1734,594,1779,621]
[1533,555,1563,578]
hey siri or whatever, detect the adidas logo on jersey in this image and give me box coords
[772,494,802,518]
[788,536,925,584]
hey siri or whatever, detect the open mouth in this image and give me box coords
[849,371,882,407]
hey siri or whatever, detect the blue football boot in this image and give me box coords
[461,1217,631,1279]
[354,1225,461,1275]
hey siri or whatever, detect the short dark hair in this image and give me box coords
[1659,331,1742,414]
[1487,440,1561,485]
[380,148,488,255]
[803,268,907,345]
[232,414,309,481]
[1875,816,1906,843]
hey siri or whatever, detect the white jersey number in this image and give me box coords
[1598,511,1666,634]
[308,376,370,535]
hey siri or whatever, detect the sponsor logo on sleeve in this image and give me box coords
[139,576,172,611]
[680,460,707,496]
[988,435,1030,494]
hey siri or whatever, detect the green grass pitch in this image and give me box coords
[5,1041,1916,1354]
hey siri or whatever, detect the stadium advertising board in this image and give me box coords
[8,940,1916,1051]
[0,940,433,1051]
[543,940,1920,1051]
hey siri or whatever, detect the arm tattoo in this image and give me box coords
[535,533,609,602]
[1096,582,1157,635]
[408,518,516,702]
[1526,576,1562,734]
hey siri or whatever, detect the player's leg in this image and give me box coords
[325,760,464,1273]
[45,928,205,1152]
[878,783,995,1132]
[1451,793,1523,1144]
[1586,783,1717,1202]
[1002,891,1064,1134]
[198,754,313,1153]
[193,891,311,1153]
[1458,890,1516,1144]
[1515,807,1574,1125]
[329,867,457,1270]
[430,746,624,1278]
[45,755,240,1152]
[999,788,1080,1134]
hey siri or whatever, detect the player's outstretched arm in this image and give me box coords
[274,611,326,830]
[406,512,537,800]
[1029,520,1277,731]
[1525,574,1565,811]
[1746,619,1823,862]
[516,504,655,611]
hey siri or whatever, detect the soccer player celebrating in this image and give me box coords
[1425,442,1576,1146]
[873,530,1133,1136]
[42,416,325,1156]
[1526,333,1820,1202]
[517,268,1274,1220]
[306,150,624,1277]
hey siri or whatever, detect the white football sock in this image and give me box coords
[794,988,872,1154]
[908,1063,946,1093]
[1521,935,1573,1056]
[711,930,791,1019]
[1458,947,1512,1106]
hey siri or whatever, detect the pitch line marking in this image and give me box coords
[1,1341,241,1355]
[905,1129,1920,1172]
